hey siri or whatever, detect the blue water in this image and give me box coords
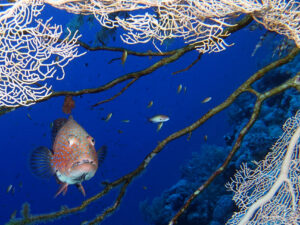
[0,4,268,225]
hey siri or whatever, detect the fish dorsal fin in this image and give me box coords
[51,118,68,144]
[30,146,54,178]
[68,115,74,120]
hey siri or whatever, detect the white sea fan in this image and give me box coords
[226,110,300,225]
[0,0,83,107]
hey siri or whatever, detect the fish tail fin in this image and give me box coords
[98,145,107,164]
[30,146,54,179]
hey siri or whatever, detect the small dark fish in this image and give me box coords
[147,101,153,108]
[27,113,32,120]
[204,135,208,141]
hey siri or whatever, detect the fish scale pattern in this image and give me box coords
[51,118,95,174]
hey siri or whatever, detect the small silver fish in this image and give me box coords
[121,120,130,123]
[157,122,163,132]
[177,84,182,94]
[105,113,112,122]
[149,115,170,123]
[201,97,212,103]
[7,184,13,193]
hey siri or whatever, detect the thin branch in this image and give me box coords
[76,40,176,56]
[108,57,122,64]
[88,178,132,225]
[172,53,202,75]
[91,77,138,107]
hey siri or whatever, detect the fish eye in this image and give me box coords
[87,136,95,145]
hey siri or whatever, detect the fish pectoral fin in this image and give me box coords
[54,183,68,198]
[76,183,86,197]
[97,145,107,164]
[30,146,54,179]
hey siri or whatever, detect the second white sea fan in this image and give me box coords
[226,110,300,225]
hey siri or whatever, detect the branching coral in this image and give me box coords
[48,0,300,53]
[226,110,300,225]
[0,0,83,107]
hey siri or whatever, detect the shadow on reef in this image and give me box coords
[140,64,300,225]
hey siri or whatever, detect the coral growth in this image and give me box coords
[140,67,300,225]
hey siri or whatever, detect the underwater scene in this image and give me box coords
[0,1,300,225]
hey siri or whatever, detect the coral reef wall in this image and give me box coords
[140,61,300,225]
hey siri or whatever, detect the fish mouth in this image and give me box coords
[71,159,96,169]
[70,159,98,182]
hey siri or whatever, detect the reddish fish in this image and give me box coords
[30,116,106,197]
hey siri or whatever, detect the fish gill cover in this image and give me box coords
[0,0,299,225]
